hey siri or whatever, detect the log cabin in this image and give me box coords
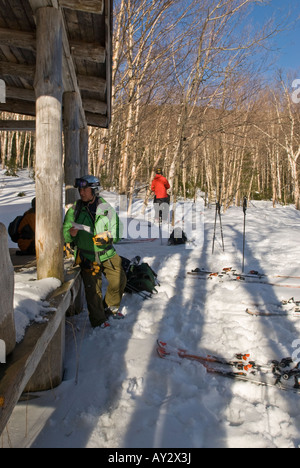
[0,0,113,281]
[0,0,113,436]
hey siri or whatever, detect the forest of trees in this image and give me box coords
[1,0,300,211]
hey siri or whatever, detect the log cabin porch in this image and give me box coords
[0,0,113,436]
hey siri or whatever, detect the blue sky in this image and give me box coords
[250,0,300,74]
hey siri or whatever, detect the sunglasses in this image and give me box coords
[74,178,89,189]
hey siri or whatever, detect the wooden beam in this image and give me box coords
[0,98,35,115]
[82,98,107,115]
[0,28,35,51]
[29,0,59,13]
[0,28,105,64]
[29,0,104,15]
[69,40,105,63]
[0,62,35,81]
[0,86,108,120]
[77,74,106,93]
[60,0,104,14]
[0,120,35,131]
[6,86,35,101]
[85,111,108,128]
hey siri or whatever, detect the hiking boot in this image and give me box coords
[112,312,125,320]
[100,321,110,329]
[105,306,125,320]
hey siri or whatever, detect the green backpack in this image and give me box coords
[121,256,159,297]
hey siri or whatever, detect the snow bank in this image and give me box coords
[0,170,61,342]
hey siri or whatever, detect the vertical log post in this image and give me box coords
[0,224,15,358]
[34,7,64,282]
[63,91,80,207]
[80,126,89,175]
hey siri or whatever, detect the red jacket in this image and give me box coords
[151,174,170,199]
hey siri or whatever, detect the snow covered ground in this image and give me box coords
[1,169,300,449]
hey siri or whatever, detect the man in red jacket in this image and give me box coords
[151,168,170,222]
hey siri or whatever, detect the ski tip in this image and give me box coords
[157,339,167,348]
[156,346,169,358]
[246,308,256,316]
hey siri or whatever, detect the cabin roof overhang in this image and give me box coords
[0,0,113,129]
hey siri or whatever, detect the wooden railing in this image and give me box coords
[0,226,83,436]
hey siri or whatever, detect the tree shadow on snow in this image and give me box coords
[122,208,300,449]
[122,210,232,448]
[25,206,300,449]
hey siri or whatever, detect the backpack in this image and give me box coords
[8,215,24,243]
[121,256,159,296]
[168,227,187,245]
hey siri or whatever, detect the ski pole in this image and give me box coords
[218,202,225,252]
[212,201,218,254]
[242,196,247,273]
[212,201,225,254]
[159,205,163,245]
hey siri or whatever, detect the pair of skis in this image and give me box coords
[246,310,300,317]
[156,340,300,393]
[243,297,300,317]
[187,268,300,289]
[188,267,300,280]
[246,305,300,317]
[187,268,300,315]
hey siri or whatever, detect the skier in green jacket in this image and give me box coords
[63,175,127,328]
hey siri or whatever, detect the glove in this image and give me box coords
[92,262,101,276]
[93,231,113,246]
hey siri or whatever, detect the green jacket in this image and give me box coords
[63,196,123,263]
